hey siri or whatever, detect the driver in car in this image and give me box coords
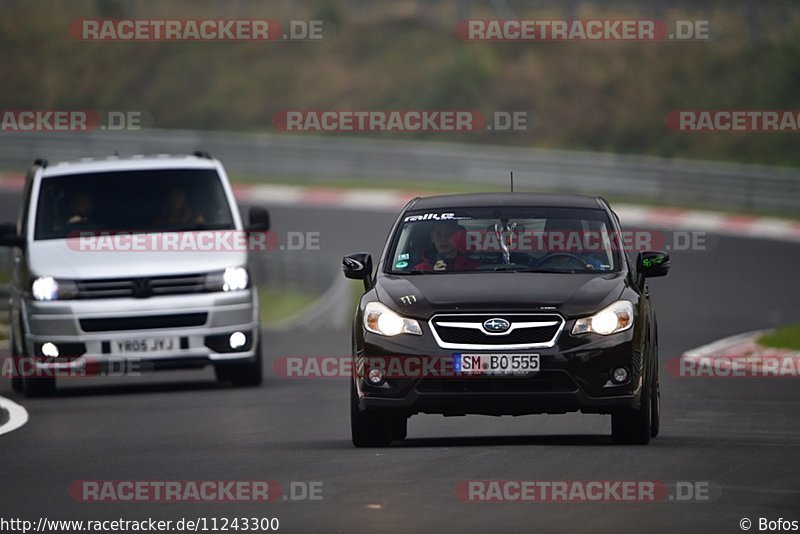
[65,191,94,225]
[414,221,482,271]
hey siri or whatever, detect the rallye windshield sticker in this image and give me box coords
[402,212,473,222]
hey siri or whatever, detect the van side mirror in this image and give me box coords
[0,222,25,249]
[248,207,270,231]
[342,252,373,291]
[637,251,670,278]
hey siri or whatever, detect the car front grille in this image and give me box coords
[76,274,207,299]
[80,313,208,332]
[429,313,564,349]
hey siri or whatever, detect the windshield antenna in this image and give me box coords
[510,171,514,192]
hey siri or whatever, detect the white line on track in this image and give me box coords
[0,395,29,436]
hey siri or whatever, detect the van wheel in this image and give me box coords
[9,331,23,393]
[214,339,263,387]
[350,381,399,447]
[13,322,56,397]
[611,369,652,445]
[11,374,23,393]
[23,375,56,397]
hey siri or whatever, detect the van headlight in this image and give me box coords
[205,266,250,292]
[364,301,422,337]
[31,276,78,301]
[572,300,634,336]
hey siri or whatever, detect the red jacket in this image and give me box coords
[414,254,482,272]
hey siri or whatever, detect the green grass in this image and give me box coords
[258,287,318,325]
[758,325,800,351]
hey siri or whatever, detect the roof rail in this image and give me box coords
[192,150,212,159]
[33,158,48,168]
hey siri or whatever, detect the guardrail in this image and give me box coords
[1,130,799,213]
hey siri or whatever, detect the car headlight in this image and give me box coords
[572,300,634,336]
[205,267,249,292]
[364,301,422,336]
[31,276,78,301]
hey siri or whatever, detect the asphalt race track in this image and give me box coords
[1,192,799,534]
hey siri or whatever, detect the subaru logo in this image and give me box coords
[483,318,510,333]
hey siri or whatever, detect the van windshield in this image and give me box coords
[34,169,236,240]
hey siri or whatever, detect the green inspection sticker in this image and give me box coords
[395,261,409,269]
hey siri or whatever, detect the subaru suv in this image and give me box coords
[0,154,269,396]
[343,193,670,446]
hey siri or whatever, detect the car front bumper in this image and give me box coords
[356,326,644,416]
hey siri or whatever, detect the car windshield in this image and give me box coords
[387,207,620,274]
[33,169,236,240]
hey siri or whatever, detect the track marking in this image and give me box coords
[0,395,29,436]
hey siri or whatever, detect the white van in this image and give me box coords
[0,153,269,396]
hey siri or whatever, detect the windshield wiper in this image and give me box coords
[490,267,589,274]
[173,223,208,232]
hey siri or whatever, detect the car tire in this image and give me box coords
[9,329,23,393]
[650,360,661,438]
[350,381,397,447]
[391,416,409,441]
[214,338,263,387]
[611,366,652,445]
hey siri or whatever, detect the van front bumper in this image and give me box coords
[21,290,259,372]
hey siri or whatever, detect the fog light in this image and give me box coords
[229,332,246,350]
[367,367,385,385]
[42,342,59,358]
[612,367,629,384]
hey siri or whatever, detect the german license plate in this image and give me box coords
[111,337,179,354]
[454,353,540,375]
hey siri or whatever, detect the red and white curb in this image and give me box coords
[0,395,29,436]
[682,330,771,360]
[236,184,800,243]
[674,330,800,377]
[2,174,799,243]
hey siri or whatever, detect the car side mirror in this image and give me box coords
[248,207,270,231]
[0,222,25,249]
[637,251,670,278]
[342,252,373,291]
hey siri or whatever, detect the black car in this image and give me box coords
[343,193,670,446]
